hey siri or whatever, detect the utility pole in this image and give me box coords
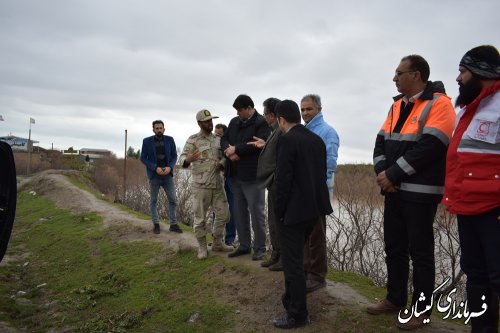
[123,129,128,202]
[26,117,35,175]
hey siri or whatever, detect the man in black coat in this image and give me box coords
[272,100,333,329]
[221,94,271,260]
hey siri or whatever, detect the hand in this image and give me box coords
[216,162,225,171]
[376,171,397,192]
[186,150,201,163]
[229,154,240,161]
[156,166,171,176]
[385,185,399,192]
[224,145,236,157]
[247,136,266,149]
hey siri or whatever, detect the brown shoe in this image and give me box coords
[396,315,430,330]
[306,279,326,293]
[367,299,403,315]
[211,241,234,252]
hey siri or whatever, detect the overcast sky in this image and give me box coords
[1,0,499,164]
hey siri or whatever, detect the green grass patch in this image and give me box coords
[327,307,396,333]
[66,172,103,198]
[327,269,386,302]
[0,192,233,332]
[65,174,151,221]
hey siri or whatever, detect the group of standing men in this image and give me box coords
[140,92,339,329]
[369,45,500,332]
[139,44,499,331]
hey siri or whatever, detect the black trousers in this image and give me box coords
[458,207,500,330]
[278,217,317,321]
[383,194,436,313]
[458,207,500,292]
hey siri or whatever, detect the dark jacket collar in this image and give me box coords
[393,80,446,102]
[237,110,260,128]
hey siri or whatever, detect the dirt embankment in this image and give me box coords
[9,170,469,333]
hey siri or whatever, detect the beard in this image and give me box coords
[455,76,483,107]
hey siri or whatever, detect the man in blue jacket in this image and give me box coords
[140,120,182,234]
[300,94,340,293]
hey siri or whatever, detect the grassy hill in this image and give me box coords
[0,172,473,332]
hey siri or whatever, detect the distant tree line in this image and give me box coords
[127,146,141,159]
[13,155,463,298]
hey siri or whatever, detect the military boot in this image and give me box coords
[197,237,208,260]
[212,238,234,252]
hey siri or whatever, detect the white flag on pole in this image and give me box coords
[0,115,4,121]
[30,117,35,124]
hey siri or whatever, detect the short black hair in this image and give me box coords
[263,97,281,115]
[276,100,301,124]
[152,120,164,127]
[401,55,430,82]
[215,124,227,132]
[232,94,254,109]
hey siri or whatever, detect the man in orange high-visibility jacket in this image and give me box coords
[368,55,456,330]
[443,45,500,332]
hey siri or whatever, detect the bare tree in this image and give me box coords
[326,164,464,295]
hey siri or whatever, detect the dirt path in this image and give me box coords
[14,170,469,333]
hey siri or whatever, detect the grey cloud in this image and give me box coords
[1,0,499,163]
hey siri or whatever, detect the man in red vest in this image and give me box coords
[443,45,500,333]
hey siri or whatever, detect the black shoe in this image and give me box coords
[169,224,183,233]
[153,224,160,234]
[268,260,284,271]
[252,250,266,261]
[306,279,326,293]
[272,315,310,329]
[228,248,251,258]
[261,257,279,267]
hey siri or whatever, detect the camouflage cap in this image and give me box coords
[196,109,219,122]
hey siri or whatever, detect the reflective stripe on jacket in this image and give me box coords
[443,81,500,215]
[373,81,456,203]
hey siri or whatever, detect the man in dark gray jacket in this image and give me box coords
[252,97,283,270]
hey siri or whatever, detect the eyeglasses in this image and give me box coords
[395,70,416,77]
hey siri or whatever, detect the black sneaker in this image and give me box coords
[169,224,183,233]
[153,224,160,234]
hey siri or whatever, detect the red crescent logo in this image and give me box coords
[477,121,490,135]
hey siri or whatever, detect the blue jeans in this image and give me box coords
[149,174,177,225]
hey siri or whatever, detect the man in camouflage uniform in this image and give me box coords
[179,109,233,259]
